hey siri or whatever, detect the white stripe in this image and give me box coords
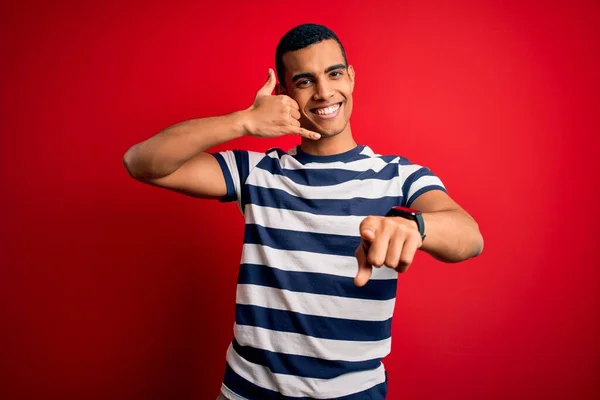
[359,146,374,156]
[248,151,266,174]
[407,175,445,200]
[242,244,398,280]
[234,324,391,362]
[246,205,365,236]
[278,153,396,172]
[247,168,402,199]
[219,150,267,214]
[398,164,422,181]
[226,344,386,398]
[221,384,248,400]
[287,147,298,156]
[237,284,394,321]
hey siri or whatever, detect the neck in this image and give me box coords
[300,124,357,156]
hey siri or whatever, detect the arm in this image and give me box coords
[123,113,246,199]
[411,190,484,262]
[123,69,320,198]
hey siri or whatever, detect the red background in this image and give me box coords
[1,1,599,399]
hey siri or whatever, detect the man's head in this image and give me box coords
[275,24,355,138]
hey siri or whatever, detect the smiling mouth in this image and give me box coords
[310,102,342,117]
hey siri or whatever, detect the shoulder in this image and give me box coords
[360,145,412,165]
[265,146,297,159]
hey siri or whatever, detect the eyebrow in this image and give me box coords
[291,64,347,82]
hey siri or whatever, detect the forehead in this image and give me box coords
[282,39,345,78]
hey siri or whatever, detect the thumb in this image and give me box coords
[256,68,276,96]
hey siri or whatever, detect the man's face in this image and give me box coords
[278,39,355,138]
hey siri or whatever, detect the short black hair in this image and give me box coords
[275,23,348,88]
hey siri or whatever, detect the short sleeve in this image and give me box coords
[398,163,447,207]
[210,150,265,212]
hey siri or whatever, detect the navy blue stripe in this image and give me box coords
[224,363,282,400]
[232,339,381,379]
[233,150,250,209]
[407,186,447,207]
[267,146,409,165]
[382,155,410,164]
[291,145,367,164]
[247,185,402,216]
[401,167,436,206]
[236,304,392,342]
[244,224,359,257]
[223,363,387,399]
[211,153,237,203]
[334,381,387,400]
[266,147,287,159]
[256,158,400,187]
[239,264,397,301]
[233,150,250,184]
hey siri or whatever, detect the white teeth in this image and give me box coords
[315,103,340,115]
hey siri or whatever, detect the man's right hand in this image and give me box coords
[243,69,321,140]
[124,69,321,199]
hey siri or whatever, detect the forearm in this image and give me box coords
[123,110,248,180]
[420,210,484,262]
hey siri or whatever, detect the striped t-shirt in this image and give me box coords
[212,144,446,399]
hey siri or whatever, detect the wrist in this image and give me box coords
[233,109,254,138]
[389,216,418,231]
[385,206,426,240]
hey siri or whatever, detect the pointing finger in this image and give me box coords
[289,126,321,140]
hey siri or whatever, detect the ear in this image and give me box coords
[348,65,356,92]
[275,83,287,95]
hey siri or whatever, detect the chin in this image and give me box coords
[316,128,344,138]
[307,120,348,138]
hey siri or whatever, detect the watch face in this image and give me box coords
[391,206,420,215]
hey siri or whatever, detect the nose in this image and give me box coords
[313,80,334,101]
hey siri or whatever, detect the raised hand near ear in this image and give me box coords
[243,69,321,140]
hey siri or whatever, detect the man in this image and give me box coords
[124,23,483,400]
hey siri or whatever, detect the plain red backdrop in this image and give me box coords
[1,1,599,399]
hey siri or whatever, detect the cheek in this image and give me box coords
[344,96,353,110]
[289,90,308,105]
[344,99,353,118]
[295,100,311,116]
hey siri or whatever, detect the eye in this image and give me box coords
[330,70,344,78]
[296,79,313,88]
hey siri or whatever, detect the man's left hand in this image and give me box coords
[354,216,423,287]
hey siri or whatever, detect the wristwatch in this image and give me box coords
[385,206,426,240]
